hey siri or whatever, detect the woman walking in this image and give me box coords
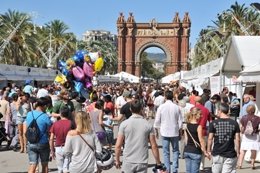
[237,105,260,169]
[64,111,102,173]
[184,107,208,173]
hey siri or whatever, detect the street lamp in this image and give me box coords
[251,3,260,12]
[220,11,251,36]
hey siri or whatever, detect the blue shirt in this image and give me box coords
[240,100,255,117]
[26,110,52,144]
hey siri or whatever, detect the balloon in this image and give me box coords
[61,68,69,76]
[75,50,87,62]
[94,57,104,72]
[58,60,66,70]
[54,74,67,84]
[74,81,83,93]
[83,62,94,78]
[72,66,85,81]
[84,54,91,63]
[88,52,99,63]
[80,88,90,99]
[85,81,92,89]
[66,58,76,70]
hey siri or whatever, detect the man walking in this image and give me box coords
[154,90,183,173]
[207,103,240,173]
[115,99,161,173]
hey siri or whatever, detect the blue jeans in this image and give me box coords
[162,136,179,173]
[184,152,202,173]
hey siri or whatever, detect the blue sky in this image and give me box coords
[0,0,254,52]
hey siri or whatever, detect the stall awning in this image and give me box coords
[222,36,260,76]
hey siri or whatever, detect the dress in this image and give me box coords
[240,115,260,151]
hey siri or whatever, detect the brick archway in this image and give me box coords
[117,12,191,76]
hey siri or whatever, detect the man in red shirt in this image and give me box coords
[194,96,211,171]
[50,107,72,173]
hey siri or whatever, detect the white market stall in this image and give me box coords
[181,58,223,94]
[223,36,260,162]
[112,71,140,83]
[161,72,181,84]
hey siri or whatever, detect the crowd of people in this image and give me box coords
[0,80,260,173]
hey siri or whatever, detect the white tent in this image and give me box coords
[113,71,140,83]
[161,72,180,84]
[222,36,260,77]
[238,64,260,82]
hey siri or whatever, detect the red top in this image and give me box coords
[50,119,71,146]
[190,95,196,105]
[195,104,211,136]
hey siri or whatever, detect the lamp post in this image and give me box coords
[221,11,251,36]
[251,3,260,12]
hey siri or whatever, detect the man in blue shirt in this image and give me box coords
[240,94,255,118]
[26,97,52,173]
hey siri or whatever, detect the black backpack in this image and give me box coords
[26,112,44,144]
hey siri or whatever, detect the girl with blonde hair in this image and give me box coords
[184,107,208,173]
[64,111,102,173]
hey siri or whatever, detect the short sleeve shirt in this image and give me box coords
[26,110,52,144]
[50,119,71,146]
[118,114,154,164]
[209,118,240,158]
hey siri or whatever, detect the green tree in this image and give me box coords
[0,9,38,66]
[192,2,260,68]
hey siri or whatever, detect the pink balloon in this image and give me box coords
[83,62,94,78]
[85,81,92,89]
[72,66,85,81]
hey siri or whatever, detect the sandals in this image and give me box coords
[236,165,242,169]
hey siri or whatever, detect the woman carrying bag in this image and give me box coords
[64,111,102,173]
[184,107,208,173]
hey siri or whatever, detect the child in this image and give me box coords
[103,108,114,150]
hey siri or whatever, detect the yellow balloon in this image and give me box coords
[94,57,104,72]
[54,74,67,84]
[66,58,75,70]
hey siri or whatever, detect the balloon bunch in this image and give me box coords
[55,50,104,98]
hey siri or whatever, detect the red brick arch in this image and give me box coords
[117,12,191,76]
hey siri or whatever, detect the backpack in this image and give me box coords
[26,112,44,144]
[244,120,254,136]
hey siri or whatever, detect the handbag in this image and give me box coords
[78,133,114,170]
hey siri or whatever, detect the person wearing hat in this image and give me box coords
[23,80,34,96]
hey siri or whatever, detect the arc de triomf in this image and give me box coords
[117,12,191,76]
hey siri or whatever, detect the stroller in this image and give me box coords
[0,113,8,146]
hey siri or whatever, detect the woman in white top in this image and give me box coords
[64,111,102,173]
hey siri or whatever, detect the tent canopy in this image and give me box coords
[112,71,140,83]
[222,36,260,76]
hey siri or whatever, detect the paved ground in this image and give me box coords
[0,119,259,173]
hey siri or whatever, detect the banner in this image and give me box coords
[210,76,220,95]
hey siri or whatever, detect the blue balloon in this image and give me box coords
[58,60,66,70]
[61,68,69,76]
[74,81,83,93]
[75,50,87,62]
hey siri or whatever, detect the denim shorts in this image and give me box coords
[16,116,26,125]
[27,143,50,164]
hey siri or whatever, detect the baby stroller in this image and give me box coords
[152,164,168,173]
[0,113,8,146]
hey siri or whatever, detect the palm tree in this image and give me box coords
[192,2,260,68]
[0,9,38,66]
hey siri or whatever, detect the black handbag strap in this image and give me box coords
[78,133,95,152]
